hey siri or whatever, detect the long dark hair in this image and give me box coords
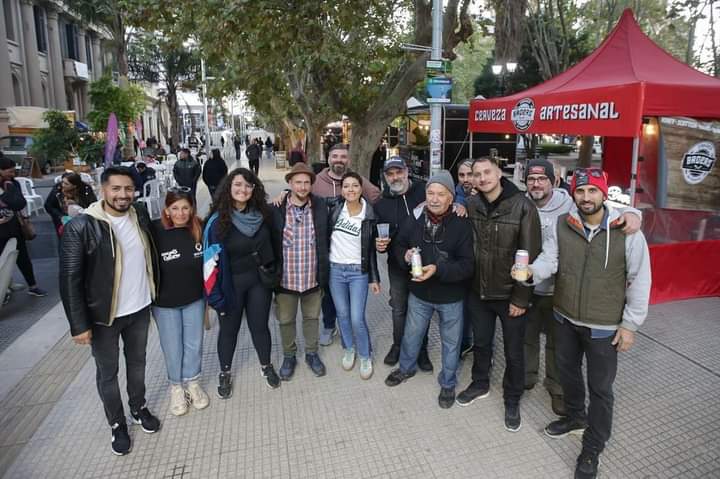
[212,168,270,239]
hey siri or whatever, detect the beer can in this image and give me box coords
[411,249,423,278]
[515,250,529,266]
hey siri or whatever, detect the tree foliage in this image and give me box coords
[87,76,146,132]
[30,111,80,166]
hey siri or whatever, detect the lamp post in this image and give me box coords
[492,61,517,96]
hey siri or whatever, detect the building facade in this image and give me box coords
[0,0,110,135]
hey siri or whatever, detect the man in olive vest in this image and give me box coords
[516,167,651,479]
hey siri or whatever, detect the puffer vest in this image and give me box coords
[553,213,626,327]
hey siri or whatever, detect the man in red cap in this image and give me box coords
[516,167,652,479]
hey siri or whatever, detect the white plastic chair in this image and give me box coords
[0,238,19,309]
[139,179,163,219]
[15,177,43,216]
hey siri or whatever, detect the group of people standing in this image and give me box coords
[58,142,651,479]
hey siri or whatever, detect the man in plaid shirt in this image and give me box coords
[271,163,331,380]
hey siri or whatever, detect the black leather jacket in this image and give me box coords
[173,158,201,189]
[328,199,380,284]
[467,177,541,308]
[59,203,157,336]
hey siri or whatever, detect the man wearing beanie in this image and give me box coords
[384,170,474,409]
[517,167,651,479]
[457,157,541,434]
[522,160,642,417]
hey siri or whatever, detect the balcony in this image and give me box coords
[63,59,89,81]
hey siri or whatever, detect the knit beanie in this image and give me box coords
[427,170,455,198]
[571,167,609,199]
[525,158,556,184]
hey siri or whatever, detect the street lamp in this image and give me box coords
[492,61,517,96]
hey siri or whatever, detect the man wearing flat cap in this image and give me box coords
[271,163,331,380]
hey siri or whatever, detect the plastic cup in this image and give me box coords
[377,223,390,239]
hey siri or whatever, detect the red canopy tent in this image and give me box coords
[468,9,720,304]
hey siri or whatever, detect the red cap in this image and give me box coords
[571,168,609,199]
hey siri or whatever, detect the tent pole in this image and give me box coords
[469,131,473,159]
[629,136,640,206]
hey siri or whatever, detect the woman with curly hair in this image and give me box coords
[203,168,280,399]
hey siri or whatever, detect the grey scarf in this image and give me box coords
[232,208,264,236]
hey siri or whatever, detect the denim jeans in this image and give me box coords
[468,294,527,407]
[554,314,618,454]
[388,264,429,351]
[152,298,205,384]
[399,293,463,389]
[91,306,150,426]
[329,263,371,358]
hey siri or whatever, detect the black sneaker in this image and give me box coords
[438,388,456,409]
[384,368,416,387]
[27,287,48,297]
[130,407,160,433]
[575,449,600,479]
[261,365,280,389]
[279,356,297,381]
[110,422,131,456]
[217,372,233,399]
[456,382,490,406]
[305,353,327,377]
[504,404,522,432]
[545,416,588,438]
[383,344,401,366]
[417,349,434,372]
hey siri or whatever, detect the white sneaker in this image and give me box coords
[169,384,188,416]
[359,357,373,380]
[342,348,356,371]
[186,380,210,410]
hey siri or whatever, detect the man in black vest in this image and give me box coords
[518,167,651,479]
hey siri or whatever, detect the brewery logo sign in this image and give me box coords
[681,141,716,185]
[511,98,535,131]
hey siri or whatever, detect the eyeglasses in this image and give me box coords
[526,176,550,184]
[169,186,191,193]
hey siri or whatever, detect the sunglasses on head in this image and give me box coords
[574,168,603,180]
[169,186,191,193]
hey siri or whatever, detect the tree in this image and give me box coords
[140,0,475,176]
[87,76,146,134]
[127,31,200,149]
[31,111,80,167]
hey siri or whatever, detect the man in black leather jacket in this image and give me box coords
[456,157,541,433]
[172,148,201,199]
[59,166,161,456]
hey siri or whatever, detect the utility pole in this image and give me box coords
[201,58,211,157]
[429,0,443,177]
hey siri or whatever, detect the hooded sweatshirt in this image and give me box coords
[529,204,651,332]
[313,167,381,204]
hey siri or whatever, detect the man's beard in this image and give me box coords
[529,189,548,201]
[578,201,603,216]
[462,183,473,195]
[330,163,346,176]
[388,180,408,195]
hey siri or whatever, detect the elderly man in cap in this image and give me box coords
[516,167,651,479]
[374,156,435,371]
[271,163,331,380]
[384,170,474,409]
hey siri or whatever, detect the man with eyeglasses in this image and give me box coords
[271,162,331,380]
[515,167,651,479]
[456,156,541,434]
[383,170,474,409]
[522,159,642,417]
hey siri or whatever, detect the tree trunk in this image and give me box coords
[350,118,389,178]
[114,15,135,159]
[577,135,594,167]
[304,117,325,166]
[167,85,180,151]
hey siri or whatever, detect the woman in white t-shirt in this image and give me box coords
[328,172,381,380]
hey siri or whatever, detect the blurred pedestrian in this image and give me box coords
[173,149,201,200]
[202,149,228,201]
[45,172,97,237]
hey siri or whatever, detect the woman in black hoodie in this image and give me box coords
[202,149,228,201]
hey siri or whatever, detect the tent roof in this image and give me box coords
[469,9,720,136]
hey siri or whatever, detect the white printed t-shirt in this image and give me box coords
[330,199,366,265]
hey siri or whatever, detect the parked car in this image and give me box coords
[0,135,52,174]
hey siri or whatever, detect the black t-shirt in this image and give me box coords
[152,221,204,308]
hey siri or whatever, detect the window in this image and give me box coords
[12,74,22,105]
[33,6,48,53]
[3,0,15,41]
[64,23,78,60]
[85,35,92,70]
